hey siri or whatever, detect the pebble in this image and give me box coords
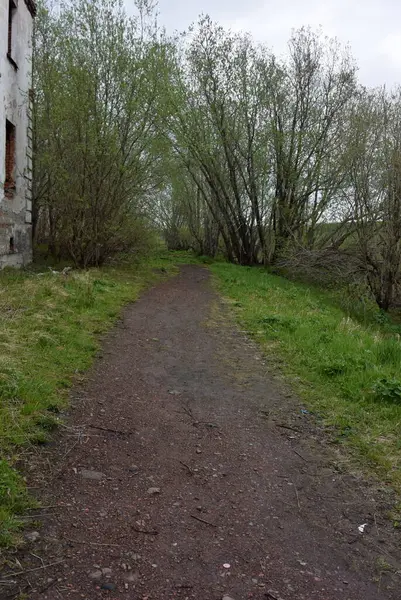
[89,570,103,580]
[147,487,161,495]
[102,568,112,576]
[125,552,141,561]
[101,582,116,591]
[223,596,236,600]
[25,531,40,542]
[80,469,105,481]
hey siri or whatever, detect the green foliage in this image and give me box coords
[33,0,165,266]
[211,261,401,491]
[0,257,175,547]
[0,461,36,547]
[373,378,401,405]
[198,255,215,264]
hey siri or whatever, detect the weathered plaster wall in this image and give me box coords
[0,0,34,267]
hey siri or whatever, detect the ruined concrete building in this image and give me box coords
[0,0,35,267]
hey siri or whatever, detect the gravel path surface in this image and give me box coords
[4,265,400,600]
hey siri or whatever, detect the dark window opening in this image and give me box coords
[7,1,18,68]
[5,120,16,197]
[9,237,14,253]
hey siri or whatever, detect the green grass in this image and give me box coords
[211,262,401,493]
[0,254,176,548]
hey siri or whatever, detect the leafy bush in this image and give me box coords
[373,378,401,405]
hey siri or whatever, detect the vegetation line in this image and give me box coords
[0,257,175,549]
[211,261,401,498]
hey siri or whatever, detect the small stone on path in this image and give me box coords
[147,487,161,495]
[80,469,105,480]
[101,582,117,591]
[89,570,102,580]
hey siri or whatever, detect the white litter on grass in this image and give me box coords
[358,523,368,533]
[223,563,231,569]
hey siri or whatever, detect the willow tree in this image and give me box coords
[163,17,275,264]
[267,28,357,260]
[349,88,401,310]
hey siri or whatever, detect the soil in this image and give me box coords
[2,265,401,600]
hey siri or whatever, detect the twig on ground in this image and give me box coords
[131,526,159,535]
[181,402,196,422]
[292,481,301,511]
[30,553,45,567]
[27,505,59,510]
[190,514,217,528]
[250,534,267,554]
[374,512,379,537]
[46,439,81,484]
[86,425,136,435]
[179,460,194,475]
[39,578,58,595]
[292,449,307,462]
[378,572,382,594]
[2,560,64,579]
[348,537,359,544]
[276,423,300,433]
[65,537,121,547]
[4,584,31,600]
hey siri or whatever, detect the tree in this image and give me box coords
[350,88,401,310]
[33,0,164,266]
[268,28,357,260]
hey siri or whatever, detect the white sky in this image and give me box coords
[124,0,401,88]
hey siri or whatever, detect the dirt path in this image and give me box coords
[5,265,400,599]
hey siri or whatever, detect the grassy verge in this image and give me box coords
[0,255,176,548]
[211,262,401,494]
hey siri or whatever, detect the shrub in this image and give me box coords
[373,377,401,405]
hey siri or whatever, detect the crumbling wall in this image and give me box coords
[0,0,34,267]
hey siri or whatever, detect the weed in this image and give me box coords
[375,557,396,574]
[0,460,36,547]
[373,378,401,405]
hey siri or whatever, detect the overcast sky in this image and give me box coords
[124,0,401,88]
